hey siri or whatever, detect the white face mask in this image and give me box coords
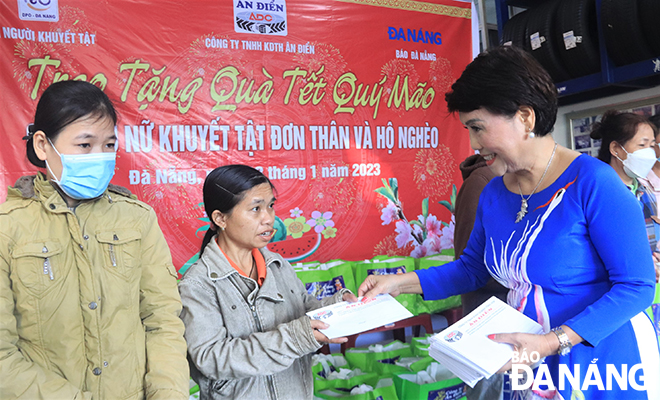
[616,146,657,179]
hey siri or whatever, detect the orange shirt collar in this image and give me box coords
[216,242,267,286]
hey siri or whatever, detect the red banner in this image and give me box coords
[1,0,473,274]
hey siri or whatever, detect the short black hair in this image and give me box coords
[590,110,659,164]
[445,46,558,136]
[25,80,117,168]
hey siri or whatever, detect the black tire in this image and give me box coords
[638,0,660,56]
[501,10,531,52]
[601,0,655,66]
[525,0,572,83]
[555,0,600,79]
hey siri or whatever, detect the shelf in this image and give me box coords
[504,0,537,7]
[494,0,660,103]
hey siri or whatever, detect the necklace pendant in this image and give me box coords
[515,199,528,223]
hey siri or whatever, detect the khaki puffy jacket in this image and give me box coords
[0,174,189,399]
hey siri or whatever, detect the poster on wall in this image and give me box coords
[569,98,660,158]
[1,0,474,274]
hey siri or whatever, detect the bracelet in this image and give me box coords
[551,327,573,356]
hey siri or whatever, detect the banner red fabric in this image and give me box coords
[1,0,473,274]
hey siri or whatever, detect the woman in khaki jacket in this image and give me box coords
[0,81,189,399]
[179,165,356,399]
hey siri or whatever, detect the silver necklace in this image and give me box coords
[515,142,558,223]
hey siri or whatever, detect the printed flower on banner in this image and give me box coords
[308,211,334,233]
[425,235,444,255]
[410,242,429,259]
[425,214,443,237]
[267,208,341,263]
[395,220,413,248]
[380,200,398,225]
[375,177,456,258]
[284,216,311,239]
[322,227,337,239]
[440,215,456,250]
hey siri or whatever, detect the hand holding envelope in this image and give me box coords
[311,291,359,344]
[307,294,414,339]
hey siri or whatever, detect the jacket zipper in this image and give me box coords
[43,257,54,280]
[108,244,117,267]
[249,304,278,400]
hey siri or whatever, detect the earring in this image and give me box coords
[220,226,226,231]
[528,131,536,139]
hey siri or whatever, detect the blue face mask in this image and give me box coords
[46,139,116,200]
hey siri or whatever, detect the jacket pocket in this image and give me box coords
[210,379,236,397]
[13,240,65,298]
[96,229,141,280]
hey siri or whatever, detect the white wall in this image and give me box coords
[553,87,660,149]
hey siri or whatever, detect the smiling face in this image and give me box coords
[33,115,117,181]
[459,108,530,177]
[214,183,276,250]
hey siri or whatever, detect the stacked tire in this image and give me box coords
[556,0,600,78]
[601,0,658,66]
[500,0,660,83]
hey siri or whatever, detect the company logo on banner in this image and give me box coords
[17,0,58,22]
[234,0,287,36]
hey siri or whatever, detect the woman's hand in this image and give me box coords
[342,292,358,303]
[310,319,348,344]
[489,325,582,373]
[488,332,557,373]
[357,272,422,300]
[652,252,660,283]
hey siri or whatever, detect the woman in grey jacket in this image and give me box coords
[179,165,356,400]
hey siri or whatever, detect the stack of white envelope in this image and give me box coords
[429,296,544,387]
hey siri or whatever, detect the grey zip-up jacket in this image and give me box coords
[179,237,348,400]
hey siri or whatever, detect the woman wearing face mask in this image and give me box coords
[642,114,660,340]
[640,113,660,283]
[0,81,189,399]
[179,165,357,400]
[590,110,660,344]
[590,111,660,270]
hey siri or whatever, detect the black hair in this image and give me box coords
[590,110,658,164]
[200,165,275,256]
[24,80,117,168]
[445,45,558,136]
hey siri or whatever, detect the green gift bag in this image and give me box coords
[189,377,200,399]
[354,257,421,315]
[344,341,413,371]
[293,260,321,271]
[372,356,434,376]
[411,335,434,357]
[393,363,467,400]
[416,254,461,314]
[315,378,399,400]
[312,353,350,379]
[313,370,379,393]
[295,259,357,300]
